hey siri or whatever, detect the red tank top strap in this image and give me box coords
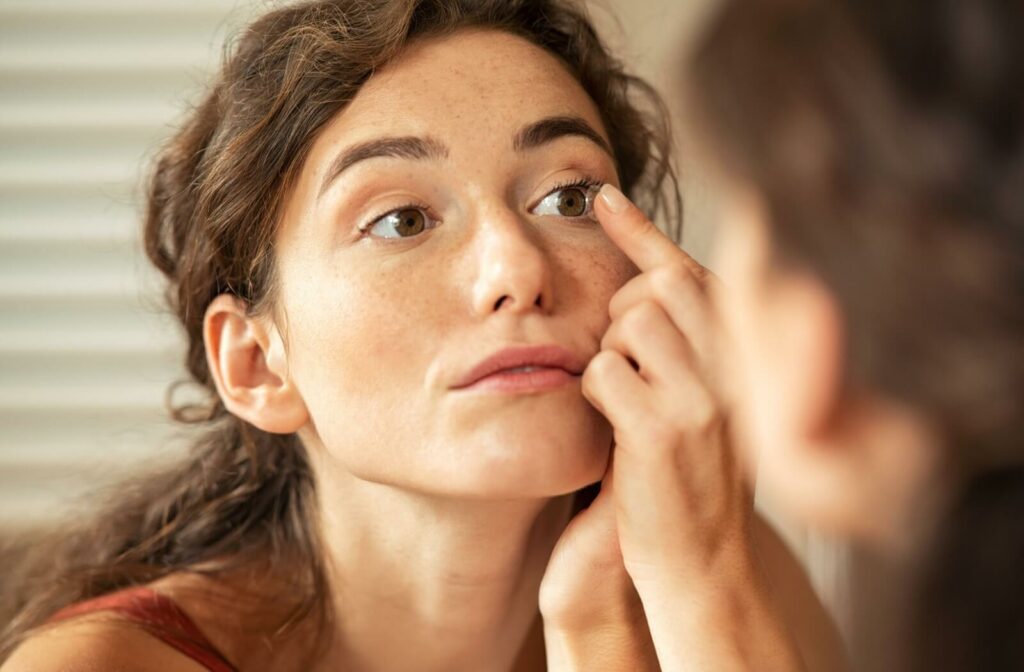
[48,586,238,672]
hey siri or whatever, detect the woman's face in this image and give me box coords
[273,30,635,498]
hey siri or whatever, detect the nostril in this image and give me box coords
[492,293,544,312]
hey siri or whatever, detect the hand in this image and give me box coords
[582,185,805,672]
[584,184,750,588]
[539,456,659,671]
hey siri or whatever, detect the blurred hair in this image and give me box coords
[689,0,1024,668]
[0,0,679,662]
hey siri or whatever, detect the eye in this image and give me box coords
[531,182,600,220]
[363,206,437,239]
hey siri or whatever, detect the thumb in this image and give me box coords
[548,449,620,573]
[539,449,627,626]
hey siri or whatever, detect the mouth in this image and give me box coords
[451,345,586,393]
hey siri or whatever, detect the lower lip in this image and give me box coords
[458,367,578,393]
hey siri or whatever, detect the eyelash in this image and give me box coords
[357,201,435,236]
[544,176,603,200]
[356,175,606,240]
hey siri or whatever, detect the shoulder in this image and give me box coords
[1,615,209,672]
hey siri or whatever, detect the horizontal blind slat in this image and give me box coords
[0,0,253,526]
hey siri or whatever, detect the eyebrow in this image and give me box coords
[318,115,613,198]
[512,115,613,156]
[318,136,448,197]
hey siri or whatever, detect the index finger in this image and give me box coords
[595,183,707,277]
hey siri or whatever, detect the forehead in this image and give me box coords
[308,29,608,161]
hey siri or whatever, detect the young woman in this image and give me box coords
[0,1,842,671]
[581,0,1023,669]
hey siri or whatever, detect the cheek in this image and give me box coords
[559,237,636,328]
[283,285,379,407]
[279,256,451,447]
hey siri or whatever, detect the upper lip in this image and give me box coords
[451,344,587,389]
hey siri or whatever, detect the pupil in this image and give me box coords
[557,188,587,217]
[396,209,425,236]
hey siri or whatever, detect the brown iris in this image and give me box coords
[556,187,588,217]
[394,209,426,237]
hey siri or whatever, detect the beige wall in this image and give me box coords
[598,0,723,265]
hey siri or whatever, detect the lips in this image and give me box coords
[451,344,586,390]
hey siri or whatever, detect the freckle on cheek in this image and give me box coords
[587,252,633,295]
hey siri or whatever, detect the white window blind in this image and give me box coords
[0,0,260,530]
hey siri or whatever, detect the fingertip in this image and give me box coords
[595,184,677,272]
[597,183,631,215]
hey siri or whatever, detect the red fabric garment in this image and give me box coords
[48,586,238,672]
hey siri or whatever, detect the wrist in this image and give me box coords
[543,618,658,672]
[631,555,806,672]
[539,564,646,633]
[627,530,760,610]
[540,592,647,634]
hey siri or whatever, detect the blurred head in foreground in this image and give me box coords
[688,0,1023,668]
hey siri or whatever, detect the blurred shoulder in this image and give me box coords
[1,615,209,672]
[754,512,850,672]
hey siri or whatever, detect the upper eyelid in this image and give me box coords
[544,177,602,194]
[359,201,435,232]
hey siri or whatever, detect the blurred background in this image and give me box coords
[0,0,857,657]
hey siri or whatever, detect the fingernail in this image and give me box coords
[598,184,629,214]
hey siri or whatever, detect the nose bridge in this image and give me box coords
[470,202,552,315]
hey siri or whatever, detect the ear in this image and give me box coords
[770,271,846,443]
[764,272,944,543]
[754,271,876,532]
[203,294,309,434]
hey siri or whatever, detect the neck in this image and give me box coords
[312,471,574,672]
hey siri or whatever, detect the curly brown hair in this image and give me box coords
[0,0,680,663]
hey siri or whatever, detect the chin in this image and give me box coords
[446,405,613,499]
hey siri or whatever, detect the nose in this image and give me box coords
[470,212,553,316]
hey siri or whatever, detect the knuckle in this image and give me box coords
[580,367,598,401]
[619,391,723,457]
[582,351,614,393]
[538,580,576,624]
[599,325,618,353]
[607,288,629,320]
[636,298,662,320]
[691,262,717,286]
[620,301,659,337]
[588,350,620,378]
[632,416,678,452]
[628,215,658,243]
[683,391,724,434]
[653,264,691,298]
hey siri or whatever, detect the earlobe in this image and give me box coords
[203,294,309,434]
